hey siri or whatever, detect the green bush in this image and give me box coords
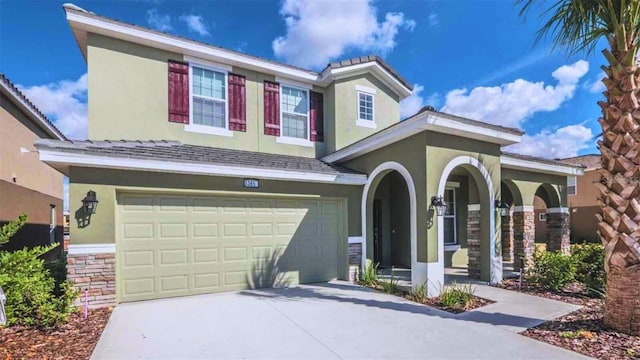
[440,282,475,308]
[45,254,69,297]
[0,243,77,328]
[527,248,575,292]
[411,281,429,303]
[380,267,397,294]
[360,259,379,287]
[0,213,27,246]
[571,243,606,296]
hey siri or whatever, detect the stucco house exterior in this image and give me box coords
[0,74,66,252]
[559,154,601,243]
[36,4,584,306]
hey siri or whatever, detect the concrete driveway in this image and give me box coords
[92,282,589,359]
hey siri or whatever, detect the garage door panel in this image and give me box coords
[118,193,343,302]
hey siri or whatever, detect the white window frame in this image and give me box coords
[356,90,376,129]
[185,62,233,137]
[539,213,547,221]
[444,187,457,245]
[277,83,313,147]
[567,176,577,196]
[49,204,56,244]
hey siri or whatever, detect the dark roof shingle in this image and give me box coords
[502,151,586,168]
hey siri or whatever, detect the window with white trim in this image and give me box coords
[49,204,56,244]
[358,91,374,122]
[281,85,309,139]
[443,188,457,245]
[539,213,547,221]
[567,176,577,195]
[191,65,227,128]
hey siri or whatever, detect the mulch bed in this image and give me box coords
[0,307,112,360]
[364,282,494,314]
[497,278,640,360]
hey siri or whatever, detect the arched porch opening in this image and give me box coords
[534,183,569,254]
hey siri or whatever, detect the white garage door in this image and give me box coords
[117,192,344,302]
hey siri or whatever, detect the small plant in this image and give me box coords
[571,243,605,297]
[360,259,379,287]
[559,329,595,339]
[0,213,27,246]
[381,267,397,294]
[526,248,576,292]
[439,282,475,309]
[411,281,429,303]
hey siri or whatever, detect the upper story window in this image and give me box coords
[191,66,227,129]
[355,85,377,129]
[443,188,457,245]
[281,85,309,140]
[567,176,577,195]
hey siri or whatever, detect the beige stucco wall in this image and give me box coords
[87,34,400,159]
[0,92,63,200]
[568,169,599,208]
[68,167,363,246]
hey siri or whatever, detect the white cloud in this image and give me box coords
[179,14,210,36]
[441,60,589,129]
[584,74,606,93]
[272,0,415,69]
[18,74,88,140]
[146,8,172,32]
[505,124,594,159]
[428,12,438,27]
[399,84,441,118]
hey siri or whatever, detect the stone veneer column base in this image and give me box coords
[467,206,481,279]
[67,252,116,307]
[501,214,514,263]
[513,210,535,270]
[348,242,363,283]
[604,268,640,335]
[546,211,570,255]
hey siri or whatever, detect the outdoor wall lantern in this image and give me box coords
[82,190,99,215]
[430,196,447,217]
[495,199,510,217]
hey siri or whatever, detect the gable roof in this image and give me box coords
[501,152,584,176]
[62,4,413,98]
[0,74,67,141]
[559,154,601,170]
[35,139,366,185]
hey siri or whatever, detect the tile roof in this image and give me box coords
[63,4,411,93]
[0,74,67,140]
[34,140,363,176]
[559,154,601,170]
[324,55,413,91]
[502,151,586,169]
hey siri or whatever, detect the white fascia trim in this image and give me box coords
[513,205,534,212]
[184,124,234,137]
[501,155,585,176]
[348,236,364,244]
[322,112,522,163]
[446,181,460,188]
[66,12,318,83]
[356,119,377,129]
[355,84,377,94]
[275,76,313,90]
[38,150,367,185]
[547,207,569,214]
[324,63,411,98]
[68,243,116,255]
[467,204,481,211]
[0,81,65,140]
[184,55,232,72]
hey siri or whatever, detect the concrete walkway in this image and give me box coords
[91,281,590,359]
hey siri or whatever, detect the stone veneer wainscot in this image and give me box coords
[67,252,116,307]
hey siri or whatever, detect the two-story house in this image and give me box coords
[36,4,583,306]
[1,74,66,253]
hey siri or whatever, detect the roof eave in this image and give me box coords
[319,62,412,99]
[500,155,585,177]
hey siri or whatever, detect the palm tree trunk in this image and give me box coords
[596,41,640,335]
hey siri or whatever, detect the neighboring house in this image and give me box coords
[35,4,583,306]
[560,154,601,243]
[0,74,67,252]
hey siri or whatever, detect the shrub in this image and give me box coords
[45,254,69,297]
[527,248,575,292]
[0,243,77,328]
[380,267,397,294]
[571,243,606,296]
[440,282,475,309]
[360,259,379,287]
[411,281,429,303]
[0,213,27,246]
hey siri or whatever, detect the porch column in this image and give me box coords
[467,204,481,279]
[546,208,570,255]
[512,206,535,270]
[501,212,514,263]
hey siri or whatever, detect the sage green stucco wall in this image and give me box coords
[501,168,567,207]
[329,74,400,153]
[68,167,363,246]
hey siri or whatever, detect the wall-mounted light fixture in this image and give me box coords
[82,190,99,214]
[495,199,510,217]
[431,196,447,217]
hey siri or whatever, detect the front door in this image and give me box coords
[373,199,382,264]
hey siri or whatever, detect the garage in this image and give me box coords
[117,192,345,302]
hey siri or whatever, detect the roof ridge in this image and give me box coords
[0,74,67,140]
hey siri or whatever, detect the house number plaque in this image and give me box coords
[243,178,259,188]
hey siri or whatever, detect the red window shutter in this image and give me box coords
[168,61,189,124]
[310,91,324,142]
[228,73,246,132]
[264,81,280,136]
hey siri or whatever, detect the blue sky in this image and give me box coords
[0,0,605,160]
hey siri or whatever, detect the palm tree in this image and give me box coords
[518,0,640,335]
